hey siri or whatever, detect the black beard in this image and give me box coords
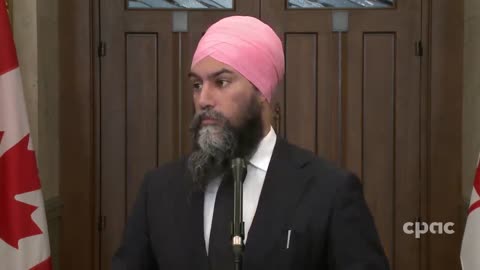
[187,96,264,191]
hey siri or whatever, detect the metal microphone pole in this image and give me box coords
[231,158,247,270]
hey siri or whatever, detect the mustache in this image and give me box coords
[190,109,227,132]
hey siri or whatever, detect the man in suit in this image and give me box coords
[112,16,389,270]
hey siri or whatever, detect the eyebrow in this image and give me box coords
[188,68,234,80]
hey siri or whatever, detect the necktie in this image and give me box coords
[208,172,234,270]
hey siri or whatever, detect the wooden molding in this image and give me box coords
[58,0,97,269]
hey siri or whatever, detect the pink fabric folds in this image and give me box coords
[191,16,284,102]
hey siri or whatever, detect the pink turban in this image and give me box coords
[191,16,284,102]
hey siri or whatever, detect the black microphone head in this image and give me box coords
[231,158,246,169]
[231,158,247,183]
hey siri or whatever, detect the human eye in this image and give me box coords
[216,78,230,88]
[192,81,202,92]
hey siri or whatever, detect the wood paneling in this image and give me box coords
[427,0,464,269]
[344,30,364,179]
[394,26,421,270]
[316,33,338,162]
[126,34,158,215]
[180,31,195,156]
[58,0,95,270]
[157,30,176,165]
[362,32,396,263]
[285,33,317,153]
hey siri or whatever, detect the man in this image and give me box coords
[112,16,389,270]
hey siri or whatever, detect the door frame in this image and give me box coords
[58,0,464,269]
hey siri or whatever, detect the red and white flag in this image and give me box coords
[0,2,52,270]
[461,154,480,270]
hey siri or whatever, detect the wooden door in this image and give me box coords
[262,1,422,270]
[99,1,259,269]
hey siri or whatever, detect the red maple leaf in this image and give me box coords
[30,257,52,270]
[0,131,4,142]
[0,134,42,249]
[468,163,480,215]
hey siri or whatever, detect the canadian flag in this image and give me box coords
[461,154,480,270]
[0,2,52,270]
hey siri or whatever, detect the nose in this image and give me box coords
[197,83,216,110]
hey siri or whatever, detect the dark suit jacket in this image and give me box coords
[112,138,390,270]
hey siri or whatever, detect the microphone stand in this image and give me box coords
[231,158,247,270]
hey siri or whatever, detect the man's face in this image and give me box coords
[189,56,258,128]
[187,56,265,190]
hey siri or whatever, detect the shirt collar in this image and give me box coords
[247,126,277,172]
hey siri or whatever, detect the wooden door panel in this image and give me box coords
[125,34,159,215]
[316,33,340,163]
[285,33,318,153]
[262,1,422,269]
[100,12,174,270]
[348,19,421,270]
[345,28,421,270]
[344,30,364,178]
[391,29,422,270]
[156,32,177,166]
[362,32,396,263]
[273,31,340,162]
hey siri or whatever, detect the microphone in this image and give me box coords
[231,158,247,270]
[231,158,247,183]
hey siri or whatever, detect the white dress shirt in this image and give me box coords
[203,126,277,253]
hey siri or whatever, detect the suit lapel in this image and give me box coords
[243,138,313,267]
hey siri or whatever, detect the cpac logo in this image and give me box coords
[403,222,455,239]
